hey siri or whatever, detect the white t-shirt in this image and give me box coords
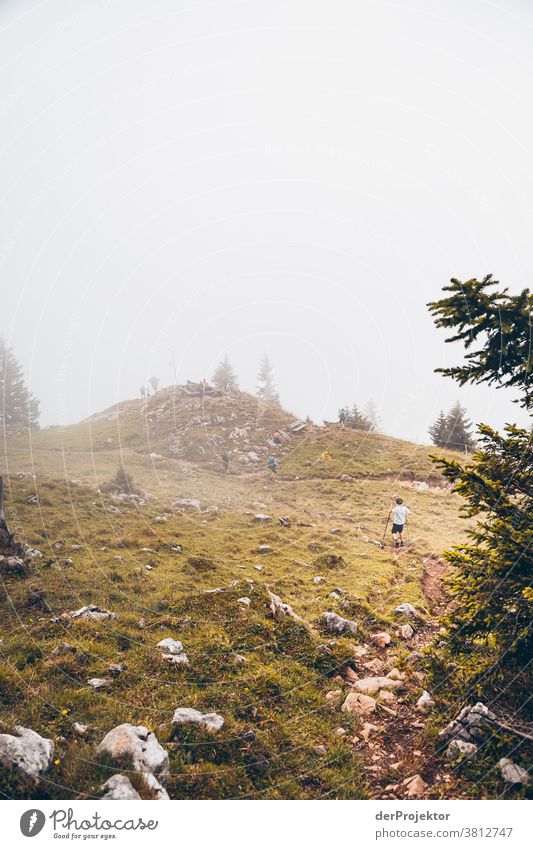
[392,505,410,525]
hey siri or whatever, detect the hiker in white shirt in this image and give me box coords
[390,497,411,547]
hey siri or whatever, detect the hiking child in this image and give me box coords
[272,431,282,446]
[390,497,410,547]
[321,450,332,462]
[267,456,278,477]
[220,451,230,474]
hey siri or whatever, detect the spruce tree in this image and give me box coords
[444,401,475,452]
[212,355,239,392]
[428,410,448,447]
[0,338,40,430]
[256,354,279,403]
[339,403,373,430]
[112,463,135,494]
[428,278,533,700]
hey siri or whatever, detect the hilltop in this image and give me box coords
[2,388,526,801]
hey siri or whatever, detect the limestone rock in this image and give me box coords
[398,624,414,639]
[88,678,113,691]
[353,676,402,695]
[363,658,385,674]
[156,638,184,654]
[172,499,200,510]
[341,692,377,715]
[498,758,529,785]
[394,603,418,616]
[253,514,272,522]
[172,708,224,733]
[101,775,141,800]
[322,611,357,636]
[68,605,116,622]
[370,631,392,648]
[267,590,301,620]
[0,726,54,780]
[96,724,169,782]
[446,740,478,762]
[439,702,497,744]
[238,597,251,606]
[416,691,435,712]
[402,774,428,797]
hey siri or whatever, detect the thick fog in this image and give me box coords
[0,0,531,442]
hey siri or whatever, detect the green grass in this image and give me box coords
[0,391,474,800]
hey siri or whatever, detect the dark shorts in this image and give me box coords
[391,523,404,534]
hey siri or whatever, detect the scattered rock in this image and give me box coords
[398,623,414,639]
[394,603,418,616]
[238,597,251,606]
[157,638,184,655]
[0,726,54,779]
[96,724,169,782]
[439,702,497,744]
[143,772,170,800]
[68,605,116,622]
[173,499,201,510]
[402,774,428,797]
[108,664,126,677]
[322,611,357,636]
[172,708,224,733]
[361,722,380,742]
[416,691,435,712]
[325,690,343,711]
[445,740,478,763]
[258,545,271,553]
[253,514,272,523]
[498,758,529,785]
[370,631,392,648]
[353,677,402,695]
[88,678,113,691]
[341,692,377,715]
[267,590,301,620]
[101,775,141,800]
[72,722,88,736]
[363,658,385,674]
[330,528,342,535]
[313,576,326,584]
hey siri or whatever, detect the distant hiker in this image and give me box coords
[200,378,208,396]
[267,456,278,477]
[321,450,332,462]
[390,497,411,547]
[272,431,282,446]
[221,451,230,473]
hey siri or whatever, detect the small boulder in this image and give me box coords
[267,590,301,620]
[0,726,54,780]
[341,692,377,716]
[363,658,385,674]
[322,611,357,636]
[370,631,392,648]
[88,678,113,691]
[498,758,529,785]
[416,691,435,712]
[238,597,251,607]
[101,775,141,800]
[96,724,169,782]
[69,605,116,622]
[253,514,272,523]
[394,603,418,616]
[313,576,326,584]
[157,638,184,655]
[402,774,428,797]
[446,740,478,763]
[172,708,224,733]
[398,623,414,639]
[352,677,402,695]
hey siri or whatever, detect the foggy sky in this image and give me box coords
[1,0,531,442]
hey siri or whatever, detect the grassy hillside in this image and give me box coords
[1,388,487,801]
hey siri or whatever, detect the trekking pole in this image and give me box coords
[404,517,410,544]
[382,510,391,543]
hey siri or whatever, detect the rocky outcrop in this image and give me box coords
[438,702,497,745]
[267,590,301,620]
[68,605,116,622]
[172,708,224,732]
[0,726,54,780]
[101,774,141,800]
[95,724,169,783]
[322,611,357,636]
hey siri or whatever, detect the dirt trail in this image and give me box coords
[351,553,462,800]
